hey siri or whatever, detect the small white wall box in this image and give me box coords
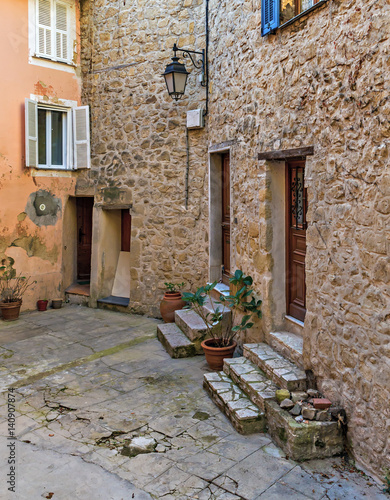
[186,109,204,129]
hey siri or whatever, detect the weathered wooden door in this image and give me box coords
[286,161,307,322]
[76,197,94,281]
[222,154,231,285]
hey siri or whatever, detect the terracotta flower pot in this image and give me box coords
[160,292,185,323]
[51,299,63,309]
[201,338,237,371]
[37,300,48,311]
[0,300,22,321]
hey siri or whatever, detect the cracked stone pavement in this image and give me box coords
[0,305,387,499]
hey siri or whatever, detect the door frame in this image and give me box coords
[208,148,232,283]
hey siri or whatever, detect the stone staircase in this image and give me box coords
[157,296,231,358]
[204,332,345,461]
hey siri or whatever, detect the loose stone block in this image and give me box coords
[265,400,344,461]
[276,389,291,403]
[302,407,317,421]
[291,391,308,403]
[280,399,294,410]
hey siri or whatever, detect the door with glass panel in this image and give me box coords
[286,161,307,322]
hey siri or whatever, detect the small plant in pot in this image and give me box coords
[183,270,262,370]
[37,299,49,311]
[160,282,186,323]
[0,261,36,321]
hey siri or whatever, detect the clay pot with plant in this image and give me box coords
[182,270,262,370]
[160,282,186,323]
[0,260,36,321]
[37,299,49,311]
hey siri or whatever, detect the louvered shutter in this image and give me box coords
[25,99,38,168]
[73,106,91,169]
[261,0,279,36]
[55,2,68,61]
[38,0,52,57]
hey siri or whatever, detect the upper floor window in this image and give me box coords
[34,0,76,64]
[25,99,90,170]
[262,0,325,36]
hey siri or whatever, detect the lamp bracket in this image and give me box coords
[173,43,205,84]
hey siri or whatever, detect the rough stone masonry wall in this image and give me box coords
[79,0,209,316]
[208,0,389,480]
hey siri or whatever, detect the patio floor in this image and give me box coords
[0,305,387,499]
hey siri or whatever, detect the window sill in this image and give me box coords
[32,55,76,68]
[279,0,329,31]
[30,168,75,178]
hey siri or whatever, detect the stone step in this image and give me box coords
[157,323,196,359]
[175,308,212,342]
[265,331,304,369]
[202,296,231,329]
[243,343,307,392]
[210,282,230,301]
[265,399,344,461]
[223,357,278,411]
[203,372,267,435]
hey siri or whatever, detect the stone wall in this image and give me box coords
[79,0,209,316]
[207,0,389,481]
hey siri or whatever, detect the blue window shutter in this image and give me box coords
[261,0,279,36]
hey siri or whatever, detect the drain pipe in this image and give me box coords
[204,0,209,116]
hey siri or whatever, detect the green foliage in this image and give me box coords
[182,271,262,348]
[164,282,185,293]
[0,259,36,303]
[383,469,390,494]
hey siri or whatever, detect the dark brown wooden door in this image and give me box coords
[121,209,131,252]
[77,197,94,281]
[222,154,231,285]
[286,162,307,322]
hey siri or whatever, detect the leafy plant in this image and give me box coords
[182,270,262,348]
[0,261,36,303]
[383,469,390,494]
[164,282,185,293]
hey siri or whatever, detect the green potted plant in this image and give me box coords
[183,270,262,370]
[0,261,36,321]
[37,299,49,311]
[160,282,185,323]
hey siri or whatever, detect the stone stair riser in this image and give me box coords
[175,309,218,342]
[243,344,307,392]
[157,324,196,359]
[203,373,267,435]
[265,331,304,369]
[223,359,278,412]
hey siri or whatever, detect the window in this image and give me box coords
[262,0,324,36]
[35,0,74,64]
[25,99,90,170]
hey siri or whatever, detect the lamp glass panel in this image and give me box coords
[173,72,188,95]
[164,73,174,94]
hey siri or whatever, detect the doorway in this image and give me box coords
[221,153,231,285]
[76,197,94,283]
[286,161,307,322]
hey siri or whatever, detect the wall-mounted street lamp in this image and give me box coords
[163,43,207,103]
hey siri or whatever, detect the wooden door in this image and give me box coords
[76,197,94,282]
[286,162,307,322]
[222,154,231,285]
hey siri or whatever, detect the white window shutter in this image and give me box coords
[25,99,38,168]
[73,106,91,169]
[55,2,68,60]
[38,0,52,57]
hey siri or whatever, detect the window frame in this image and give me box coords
[37,105,71,170]
[25,98,91,171]
[262,0,328,36]
[31,0,76,66]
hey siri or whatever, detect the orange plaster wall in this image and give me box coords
[0,0,82,311]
